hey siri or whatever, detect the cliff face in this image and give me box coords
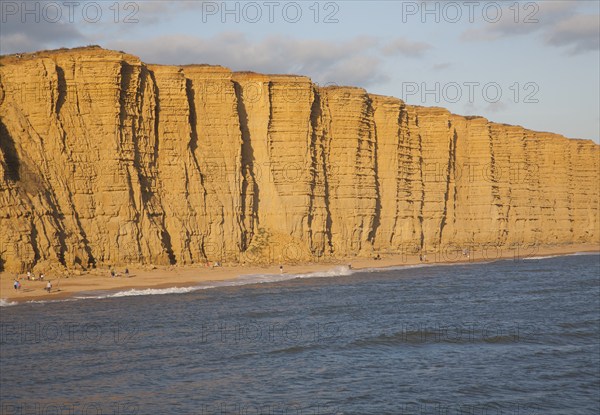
[0,47,598,272]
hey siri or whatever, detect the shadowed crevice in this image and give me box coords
[185,77,209,260]
[29,218,41,265]
[307,88,321,253]
[367,98,382,245]
[417,131,425,253]
[134,67,154,203]
[313,88,334,254]
[439,127,458,246]
[186,79,200,159]
[56,65,67,115]
[0,121,20,182]
[235,81,259,250]
[149,69,177,265]
[389,104,406,247]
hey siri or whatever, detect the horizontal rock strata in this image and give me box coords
[0,47,598,272]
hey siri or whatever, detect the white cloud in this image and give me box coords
[460,1,599,55]
[108,33,393,87]
[432,62,452,71]
[0,20,87,54]
[545,14,600,55]
[485,100,508,114]
[382,38,432,57]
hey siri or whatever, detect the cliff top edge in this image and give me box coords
[1,46,597,144]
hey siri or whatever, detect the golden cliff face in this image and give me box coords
[0,47,598,272]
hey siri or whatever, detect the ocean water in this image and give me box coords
[1,254,599,415]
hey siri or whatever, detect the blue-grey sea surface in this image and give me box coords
[1,254,599,414]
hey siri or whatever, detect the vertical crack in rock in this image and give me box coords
[389,105,404,247]
[567,143,575,236]
[416,119,425,253]
[323,93,335,255]
[316,88,334,255]
[235,81,258,249]
[148,69,176,265]
[55,65,67,116]
[53,61,94,267]
[452,128,458,229]
[487,123,510,244]
[488,124,500,205]
[394,104,421,252]
[0,121,20,182]
[29,218,42,263]
[367,97,382,246]
[438,122,457,246]
[307,86,334,256]
[184,76,208,261]
[307,87,322,254]
[118,61,144,261]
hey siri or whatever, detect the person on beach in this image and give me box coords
[27,271,31,280]
[110,269,115,278]
[39,273,45,281]
[124,268,129,277]
[13,279,19,290]
[280,265,284,274]
[45,281,52,293]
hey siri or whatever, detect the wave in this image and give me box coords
[1,266,355,306]
[3,252,596,306]
[524,252,599,260]
[79,285,209,299]
[71,266,356,301]
[0,298,18,307]
[358,263,436,273]
[524,255,563,260]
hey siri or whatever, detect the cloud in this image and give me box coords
[432,62,452,71]
[461,1,575,40]
[135,1,213,24]
[0,0,207,54]
[382,38,432,57]
[484,100,508,114]
[545,14,600,55]
[0,19,87,54]
[460,1,599,55]
[108,33,389,87]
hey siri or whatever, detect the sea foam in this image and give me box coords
[0,298,18,307]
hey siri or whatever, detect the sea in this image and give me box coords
[1,253,599,415]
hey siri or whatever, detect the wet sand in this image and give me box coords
[1,243,598,304]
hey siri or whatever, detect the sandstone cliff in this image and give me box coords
[0,47,598,272]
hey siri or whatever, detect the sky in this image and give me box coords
[1,0,599,142]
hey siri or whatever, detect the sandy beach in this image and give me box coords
[1,243,598,304]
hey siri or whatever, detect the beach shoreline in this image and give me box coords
[1,243,598,304]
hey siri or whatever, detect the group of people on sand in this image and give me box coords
[110,268,130,278]
[25,270,45,281]
[13,272,53,293]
